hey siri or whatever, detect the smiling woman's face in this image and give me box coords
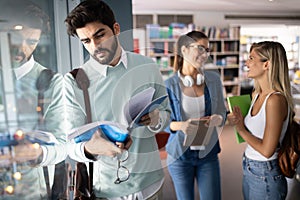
[182,38,209,70]
[245,49,268,79]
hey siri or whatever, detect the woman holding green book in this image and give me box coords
[228,41,294,200]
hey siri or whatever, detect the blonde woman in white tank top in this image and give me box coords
[228,41,294,200]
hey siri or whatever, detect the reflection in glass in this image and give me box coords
[0,1,66,199]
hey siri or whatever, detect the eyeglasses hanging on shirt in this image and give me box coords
[114,150,130,184]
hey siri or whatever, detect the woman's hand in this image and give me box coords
[180,119,201,135]
[227,106,246,133]
[200,114,223,127]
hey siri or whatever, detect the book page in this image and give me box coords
[68,121,128,143]
[68,121,102,140]
[25,130,59,145]
[128,94,168,129]
[124,87,155,123]
[0,130,58,147]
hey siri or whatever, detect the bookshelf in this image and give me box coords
[145,24,241,96]
[145,24,181,80]
[287,39,299,75]
[208,38,241,96]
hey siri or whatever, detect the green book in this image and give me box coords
[227,94,251,144]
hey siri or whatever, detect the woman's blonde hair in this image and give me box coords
[250,41,294,120]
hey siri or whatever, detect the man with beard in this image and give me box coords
[64,0,170,199]
[0,1,66,199]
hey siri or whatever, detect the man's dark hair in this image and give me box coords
[65,0,116,37]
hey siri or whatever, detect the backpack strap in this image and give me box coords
[36,69,69,200]
[36,69,56,126]
[70,68,95,199]
[36,68,55,199]
[70,68,91,123]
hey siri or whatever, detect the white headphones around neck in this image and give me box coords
[177,71,205,87]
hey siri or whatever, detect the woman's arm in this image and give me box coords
[233,94,288,158]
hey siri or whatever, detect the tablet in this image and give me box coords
[183,120,214,150]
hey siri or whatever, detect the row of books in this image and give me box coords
[210,41,240,52]
[200,26,241,39]
[216,56,239,67]
[146,23,190,39]
[147,24,241,40]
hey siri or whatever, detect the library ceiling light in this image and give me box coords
[14,25,23,30]
[225,15,300,20]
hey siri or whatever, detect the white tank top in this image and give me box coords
[244,92,289,161]
[181,92,205,121]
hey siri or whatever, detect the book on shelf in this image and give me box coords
[199,26,240,39]
[227,94,251,144]
[229,26,240,39]
[224,41,239,52]
[146,24,160,39]
[225,56,238,66]
[207,26,216,38]
[68,87,168,143]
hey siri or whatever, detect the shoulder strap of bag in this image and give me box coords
[70,68,91,123]
[36,68,56,125]
[70,68,95,198]
[37,69,69,200]
[36,69,55,199]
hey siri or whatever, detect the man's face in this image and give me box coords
[76,21,120,66]
[9,26,41,68]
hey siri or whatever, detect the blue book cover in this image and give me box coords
[69,122,129,144]
[69,87,168,143]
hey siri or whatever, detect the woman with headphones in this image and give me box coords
[164,30,227,200]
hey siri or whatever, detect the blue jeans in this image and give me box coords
[167,151,221,200]
[242,155,287,200]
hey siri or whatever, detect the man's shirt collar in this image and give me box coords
[14,56,35,80]
[90,48,127,77]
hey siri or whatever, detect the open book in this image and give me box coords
[68,87,168,143]
[0,130,58,147]
[124,87,168,129]
[68,121,129,143]
[227,94,251,144]
[25,130,59,145]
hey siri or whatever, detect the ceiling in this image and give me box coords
[132,0,300,14]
